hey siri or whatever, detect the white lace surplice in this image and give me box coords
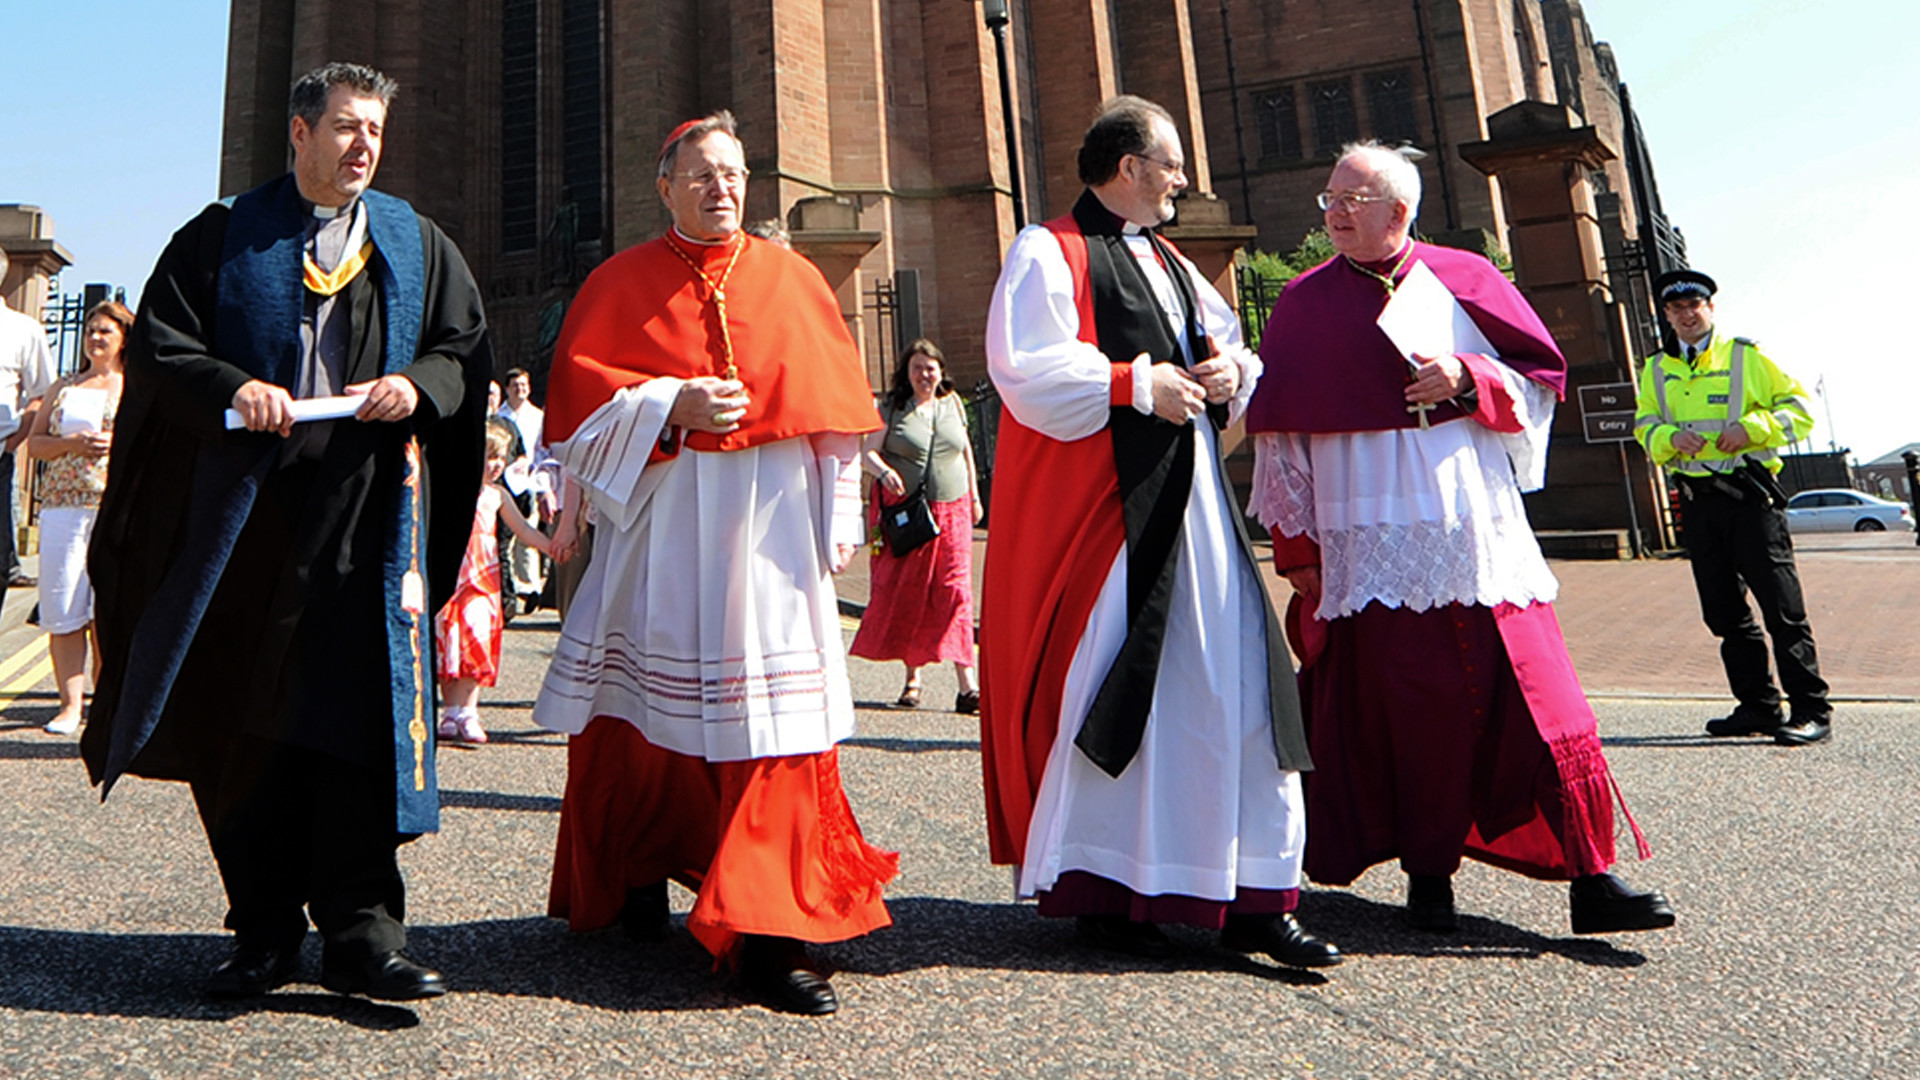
[988,224,1305,902]
[534,380,866,762]
[1248,356,1561,620]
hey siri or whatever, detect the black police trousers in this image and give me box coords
[1680,487,1830,721]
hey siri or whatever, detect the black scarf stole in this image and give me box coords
[1065,192,1310,778]
[1064,192,1296,778]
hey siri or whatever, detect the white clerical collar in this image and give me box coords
[305,197,360,221]
[1121,221,1148,236]
[672,225,734,246]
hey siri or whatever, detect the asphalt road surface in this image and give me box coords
[0,593,1915,1078]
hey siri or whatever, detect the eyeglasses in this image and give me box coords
[1130,153,1187,180]
[1317,190,1393,212]
[670,166,751,188]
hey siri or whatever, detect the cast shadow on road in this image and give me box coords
[0,887,1646,1025]
[0,720,82,761]
[842,734,982,754]
[1600,733,1777,750]
[0,928,422,1030]
[441,788,563,813]
[1286,890,1648,968]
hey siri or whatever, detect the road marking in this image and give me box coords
[0,637,46,687]
[0,651,51,702]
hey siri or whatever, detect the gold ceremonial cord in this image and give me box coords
[665,234,746,380]
[304,240,375,296]
[1343,240,1415,297]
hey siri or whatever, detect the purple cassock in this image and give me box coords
[1243,240,1649,888]
[1247,240,1566,435]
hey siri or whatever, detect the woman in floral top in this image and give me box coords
[25,300,127,736]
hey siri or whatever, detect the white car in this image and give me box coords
[1784,488,1915,533]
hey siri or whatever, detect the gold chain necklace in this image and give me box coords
[1343,240,1415,296]
[665,232,746,380]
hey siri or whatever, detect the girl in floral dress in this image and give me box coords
[436,418,551,743]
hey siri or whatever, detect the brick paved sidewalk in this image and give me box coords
[836,528,1917,702]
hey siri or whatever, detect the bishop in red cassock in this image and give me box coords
[532,112,892,1015]
[1245,142,1674,936]
[980,97,1339,970]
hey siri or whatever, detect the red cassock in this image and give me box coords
[542,231,892,958]
[976,220,1141,868]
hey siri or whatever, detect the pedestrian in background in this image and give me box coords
[435,418,552,744]
[0,246,57,606]
[1633,268,1830,746]
[25,299,128,736]
[496,366,551,614]
[849,339,983,713]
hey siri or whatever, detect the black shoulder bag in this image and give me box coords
[878,400,943,558]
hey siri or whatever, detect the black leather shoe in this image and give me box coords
[1704,707,1784,737]
[1220,913,1343,968]
[741,936,838,1015]
[1075,915,1175,959]
[1569,873,1676,935]
[205,939,301,999]
[621,880,671,941]
[1773,715,1832,746]
[1405,874,1459,932]
[320,950,447,1000]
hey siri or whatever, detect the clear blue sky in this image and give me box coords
[2,0,1912,461]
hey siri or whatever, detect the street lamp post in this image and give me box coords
[978,0,1027,230]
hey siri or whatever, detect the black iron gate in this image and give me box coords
[861,268,924,389]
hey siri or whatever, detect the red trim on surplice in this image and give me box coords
[979,217,1130,866]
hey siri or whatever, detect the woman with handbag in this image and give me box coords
[850,340,984,712]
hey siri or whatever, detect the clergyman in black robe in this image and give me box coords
[80,61,490,1002]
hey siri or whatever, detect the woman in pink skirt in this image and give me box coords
[850,340,984,712]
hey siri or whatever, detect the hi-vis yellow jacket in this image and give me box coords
[1633,334,1814,477]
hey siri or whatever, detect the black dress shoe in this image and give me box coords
[1075,915,1175,959]
[1405,873,1459,932]
[620,880,671,941]
[1773,715,1832,746]
[1219,913,1343,968]
[740,936,838,1015]
[320,949,447,1000]
[954,691,980,715]
[1704,707,1784,738]
[1569,873,1676,935]
[205,939,301,999]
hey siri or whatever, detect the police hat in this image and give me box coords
[1654,268,1717,304]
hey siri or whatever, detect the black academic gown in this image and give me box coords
[82,194,490,814]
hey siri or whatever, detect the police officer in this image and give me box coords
[1633,269,1830,746]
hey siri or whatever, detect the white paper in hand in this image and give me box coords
[1375,259,1496,364]
[223,393,366,430]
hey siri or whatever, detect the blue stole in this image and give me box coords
[103,174,441,833]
